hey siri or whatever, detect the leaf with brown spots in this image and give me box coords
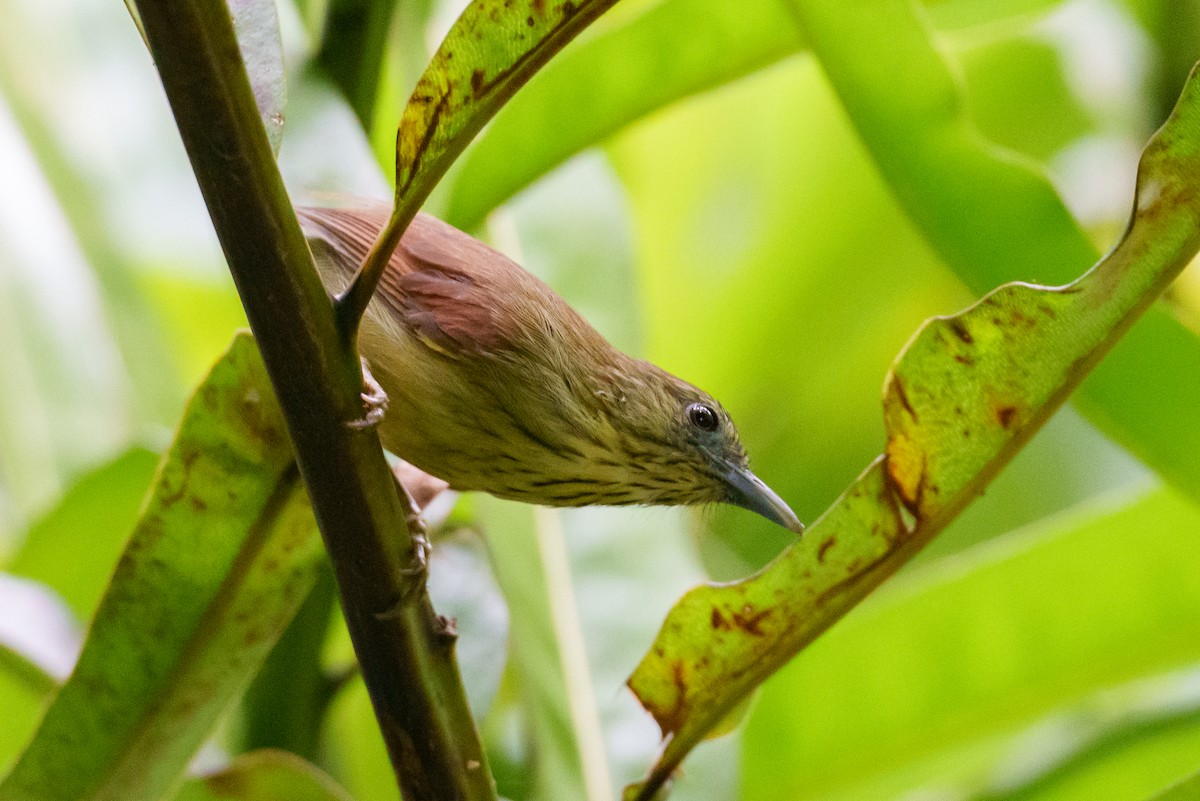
[392,0,620,219]
[342,0,624,322]
[625,64,1200,800]
[0,334,322,801]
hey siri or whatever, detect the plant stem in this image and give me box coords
[130,2,494,798]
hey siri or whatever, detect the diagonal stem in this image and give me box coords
[129,1,494,798]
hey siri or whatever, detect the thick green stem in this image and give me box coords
[130,2,493,798]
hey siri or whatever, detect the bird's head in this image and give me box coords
[577,360,804,534]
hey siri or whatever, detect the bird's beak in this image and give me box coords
[723,463,804,534]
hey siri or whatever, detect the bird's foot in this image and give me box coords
[347,358,388,430]
[374,533,430,620]
[374,472,433,620]
[402,530,431,580]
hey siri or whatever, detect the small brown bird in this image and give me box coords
[298,200,802,533]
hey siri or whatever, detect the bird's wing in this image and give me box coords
[298,202,520,357]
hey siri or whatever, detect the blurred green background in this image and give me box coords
[2,0,1200,799]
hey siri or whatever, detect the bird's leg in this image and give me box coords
[374,465,432,620]
[347,357,388,430]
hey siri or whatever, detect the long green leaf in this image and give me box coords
[0,333,323,801]
[316,0,401,131]
[788,0,1200,503]
[1147,770,1200,801]
[343,0,626,320]
[439,0,1067,230]
[625,61,1200,799]
[6,448,158,620]
[391,0,618,217]
[479,498,612,801]
[438,0,802,229]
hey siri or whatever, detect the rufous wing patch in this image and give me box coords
[298,202,522,357]
[381,265,501,355]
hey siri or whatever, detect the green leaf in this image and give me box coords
[0,574,75,696]
[173,750,354,801]
[342,0,628,320]
[439,0,1067,230]
[316,0,402,131]
[391,0,622,222]
[624,60,1200,799]
[1147,769,1200,801]
[0,333,323,801]
[788,0,1200,504]
[323,679,395,801]
[438,0,802,229]
[6,448,158,619]
[741,489,1200,801]
[239,566,337,761]
[0,678,42,780]
[479,498,611,801]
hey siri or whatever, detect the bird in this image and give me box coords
[297,199,803,533]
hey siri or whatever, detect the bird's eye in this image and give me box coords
[687,403,719,432]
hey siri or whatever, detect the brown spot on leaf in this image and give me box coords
[561,0,577,14]
[1010,310,1031,327]
[949,319,974,344]
[892,376,919,422]
[996,404,1018,429]
[730,606,770,636]
[159,450,199,507]
[672,659,687,696]
[470,69,486,98]
[532,0,545,12]
[526,15,535,25]
[817,538,836,563]
[711,608,730,630]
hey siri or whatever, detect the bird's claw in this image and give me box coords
[374,475,433,620]
[374,533,430,620]
[347,358,388,430]
[402,531,431,577]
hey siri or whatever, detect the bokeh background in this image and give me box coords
[3,0,1200,799]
